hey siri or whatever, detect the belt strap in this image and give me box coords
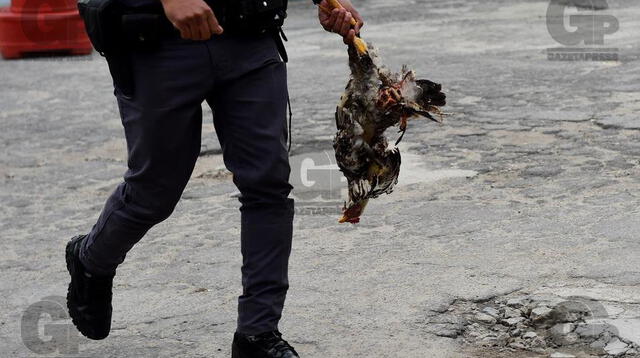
[271,27,292,152]
[273,27,288,63]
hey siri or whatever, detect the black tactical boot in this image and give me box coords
[232,331,299,358]
[65,235,114,340]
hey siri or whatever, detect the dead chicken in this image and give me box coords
[330,24,446,224]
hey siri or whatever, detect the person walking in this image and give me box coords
[65,0,363,357]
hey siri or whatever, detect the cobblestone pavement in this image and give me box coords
[1,0,639,357]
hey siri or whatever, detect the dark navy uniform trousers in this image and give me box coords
[78,33,295,335]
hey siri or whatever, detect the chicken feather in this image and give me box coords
[333,42,447,224]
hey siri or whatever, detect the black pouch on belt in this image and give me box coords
[77,0,168,54]
[77,0,123,56]
[121,13,164,50]
[219,0,288,34]
[120,0,173,51]
[216,0,289,61]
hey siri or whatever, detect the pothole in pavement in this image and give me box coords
[424,292,640,357]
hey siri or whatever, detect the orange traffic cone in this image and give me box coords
[0,0,92,59]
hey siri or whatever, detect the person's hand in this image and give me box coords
[160,0,223,40]
[318,0,364,45]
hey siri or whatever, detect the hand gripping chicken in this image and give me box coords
[321,1,447,224]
